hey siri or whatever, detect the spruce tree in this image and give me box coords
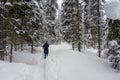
[83,0,105,49]
[0,0,43,61]
[61,0,82,51]
[42,0,58,44]
[0,4,6,60]
[108,19,120,41]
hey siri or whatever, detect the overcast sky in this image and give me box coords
[104,0,120,19]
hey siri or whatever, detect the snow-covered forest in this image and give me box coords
[0,0,120,80]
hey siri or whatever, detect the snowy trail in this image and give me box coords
[46,43,120,80]
[1,43,120,80]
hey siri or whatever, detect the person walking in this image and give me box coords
[43,41,49,59]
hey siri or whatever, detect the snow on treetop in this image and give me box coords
[5,2,13,6]
[104,0,120,20]
[108,40,118,47]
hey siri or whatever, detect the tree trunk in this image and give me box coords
[78,42,81,52]
[14,34,17,51]
[76,0,81,52]
[0,7,5,60]
[14,43,17,51]
[31,40,34,53]
[93,40,96,48]
[72,42,75,50]
[10,42,13,62]
[21,38,23,51]
[18,44,20,51]
[0,42,4,60]
[97,0,101,57]
[31,25,34,53]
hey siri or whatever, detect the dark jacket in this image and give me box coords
[43,42,49,54]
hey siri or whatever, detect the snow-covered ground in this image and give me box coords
[0,42,120,80]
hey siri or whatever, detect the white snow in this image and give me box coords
[57,0,63,9]
[108,40,118,47]
[0,61,44,80]
[105,0,110,1]
[104,0,120,19]
[1,42,120,80]
[5,2,13,6]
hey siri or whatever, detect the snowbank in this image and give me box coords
[0,61,44,80]
[5,46,44,65]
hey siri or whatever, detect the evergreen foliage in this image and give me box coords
[83,0,105,49]
[61,0,82,51]
[108,19,120,41]
[0,0,44,61]
[42,0,58,44]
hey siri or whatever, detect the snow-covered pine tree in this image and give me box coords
[25,0,43,53]
[83,0,105,50]
[83,0,92,48]
[107,19,120,41]
[42,0,58,44]
[3,0,32,62]
[54,7,63,44]
[1,0,43,61]
[61,0,82,51]
[84,0,98,48]
[99,0,106,50]
[0,2,6,60]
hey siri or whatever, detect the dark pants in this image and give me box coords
[44,53,48,59]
